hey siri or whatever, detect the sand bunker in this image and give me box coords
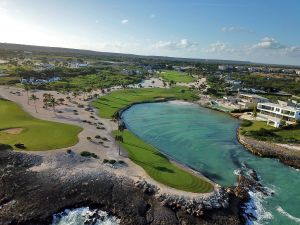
[1,128,23,134]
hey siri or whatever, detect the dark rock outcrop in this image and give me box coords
[0,150,243,225]
[238,133,300,169]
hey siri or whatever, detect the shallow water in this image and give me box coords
[122,102,300,225]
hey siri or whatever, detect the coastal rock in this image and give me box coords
[0,150,242,225]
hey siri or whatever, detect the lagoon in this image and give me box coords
[122,102,300,225]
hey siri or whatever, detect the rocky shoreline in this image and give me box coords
[0,149,249,225]
[238,132,300,169]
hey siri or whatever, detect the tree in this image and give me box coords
[24,84,31,105]
[115,135,124,156]
[49,97,58,114]
[43,93,53,109]
[30,94,39,113]
[252,104,257,118]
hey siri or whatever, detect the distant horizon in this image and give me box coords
[1,0,300,66]
[2,41,300,68]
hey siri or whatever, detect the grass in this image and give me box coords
[92,87,198,118]
[159,70,195,83]
[113,130,213,193]
[0,98,82,151]
[240,120,300,143]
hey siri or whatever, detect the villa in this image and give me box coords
[257,101,300,127]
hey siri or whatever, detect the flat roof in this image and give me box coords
[258,102,300,111]
[239,93,268,100]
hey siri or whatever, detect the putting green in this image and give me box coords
[113,130,214,193]
[92,87,198,118]
[0,98,82,151]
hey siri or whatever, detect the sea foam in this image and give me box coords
[277,206,300,224]
[51,207,119,225]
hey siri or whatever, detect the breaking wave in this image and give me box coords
[51,207,120,225]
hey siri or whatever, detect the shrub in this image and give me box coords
[86,137,92,141]
[103,159,109,163]
[241,120,253,127]
[108,159,116,164]
[95,135,101,139]
[0,144,13,150]
[14,143,26,149]
[80,151,98,158]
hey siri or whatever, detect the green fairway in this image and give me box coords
[159,70,195,83]
[113,130,214,193]
[92,87,199,118]
[0,98,82,151]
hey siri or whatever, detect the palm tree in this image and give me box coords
[252,104,257,118]
[115,135,124,156]
[49,97,58,115]
[43,93,53,109]
[24,84,31,105]
[30,94,39,113]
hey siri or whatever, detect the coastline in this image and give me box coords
[198,99,300,170]
[237,131,300,169]
[0,86,246,224]
[0,149,244,225]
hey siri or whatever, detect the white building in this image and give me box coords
[257,102,300,128]
[296,70,300,75]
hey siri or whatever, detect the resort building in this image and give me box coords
[257,101,300,128]
[237,93,269,109]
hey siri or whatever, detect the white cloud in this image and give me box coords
[204,42,235,53]
[153,39,199,51]
[221,26,252,33]
[150,14,156,19]
[287,46,300,57]
[252,37,286,49]
[121,19,128,24]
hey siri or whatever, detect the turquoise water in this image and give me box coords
[122,102,300,225]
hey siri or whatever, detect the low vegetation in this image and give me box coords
[0,98,82,151]
[113,130,213,193]
[240,120,300,143]
[80,151,98,158]
[92,87,199,118]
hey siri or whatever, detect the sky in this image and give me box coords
[0,0,300,65]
